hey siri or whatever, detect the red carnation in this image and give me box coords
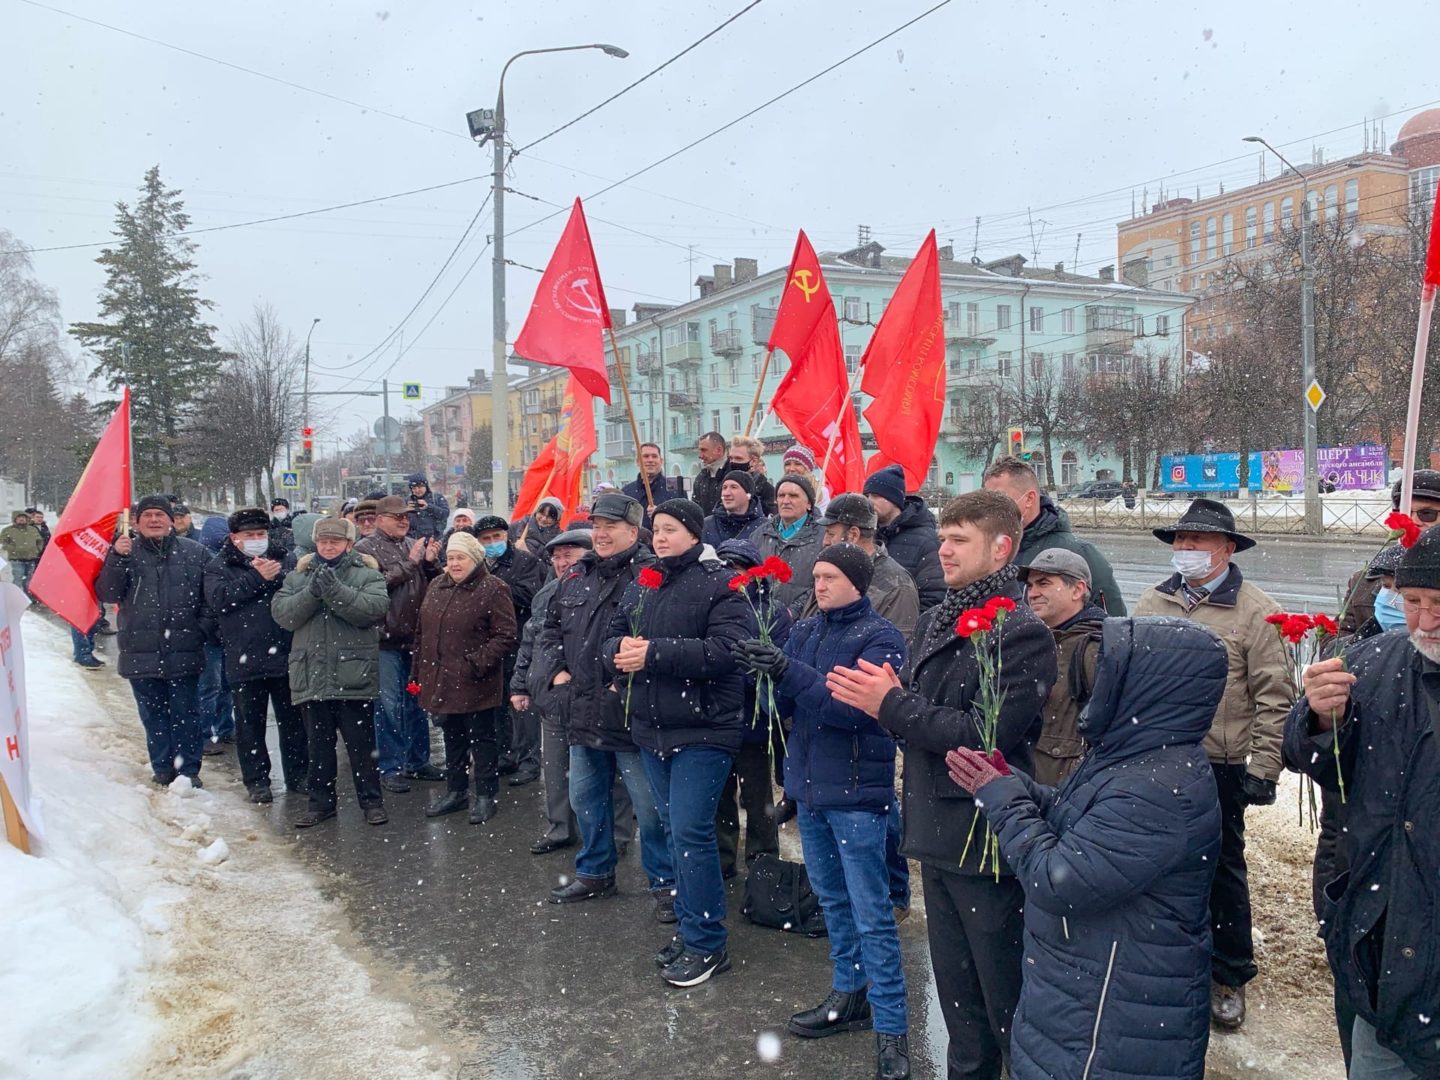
[406,680,422,696]
[758,556,794,584]
[1264,613,1287,626]
[1313,613,1339,637]
[984,596,1018,617]
[955,607,995,637]
[1280,613,1314,644]
[728,572,751,592]
[637,567,664,590]
[1385,511,1423,549]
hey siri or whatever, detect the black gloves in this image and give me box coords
[309,563,335,597]
[735,639,789,680]
[1241,774,1277,806]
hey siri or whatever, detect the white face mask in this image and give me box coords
[1171,549,1215,580]
[240,538,269,557]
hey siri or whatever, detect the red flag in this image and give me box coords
[513,198,613,403]
[29,389,133,632]
[861,230,946,489]
[768,234,864,495]
[511,374,597,525]
[1425,183,1440,287]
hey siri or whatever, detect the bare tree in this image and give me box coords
[1004,360,1085,490]
[948,383,1008,468]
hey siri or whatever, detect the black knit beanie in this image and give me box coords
[815,542,874,596]
[776,474,816,508]
[1395,526,1440,591]
[654,498,704,540]
[723,470,756,497]
[135,494,174,520]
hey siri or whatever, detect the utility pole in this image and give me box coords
[382,377,393,497]
[302,316,320,506]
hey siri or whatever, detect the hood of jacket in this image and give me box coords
[404,472,430,493]
[198,515,230,553]
[885,494,932,534]
[291,512,321,555]
[1079,617,1227,757]
[1024,495,1073,544]
[711,501,765,529]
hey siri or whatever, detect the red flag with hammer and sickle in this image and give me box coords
[768,231,864,495]
[510,373,597,525]
[861,230,946,488]
[513,198,613,403]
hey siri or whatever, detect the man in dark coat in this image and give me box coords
[982,456,1127,615]
[622,442,685,529]
[692,431,728,515]
[202,507,307,803]
[727,436,778,517]
[403,472,451,541]
[1285,528,1440,1079]
[808,494,921,638]
[603,498,751,988]
[739,543,912,1079]
[95,495,213,786]
[948,617,1225,1080]
[475,514,546,782]
[195,515,235,754]
[269,498,295,553]
[540,493,673,915]
[863,464,945,611]
[508,496,563,561]
[828,490,1056,1080]
[354,495,442,791]
[701,470,765,547]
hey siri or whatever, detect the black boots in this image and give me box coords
[874,1033,911,1079]
[469,797,498,824]
[788,988,873,1038]
[426,790,468,817]
[549,875,617,904]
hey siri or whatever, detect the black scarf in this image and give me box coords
[922,563,1020,657]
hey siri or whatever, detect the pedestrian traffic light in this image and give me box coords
[302,426,314,454]
[1008,427,1023,457]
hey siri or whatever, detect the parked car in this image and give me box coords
[1067,480,1126,501]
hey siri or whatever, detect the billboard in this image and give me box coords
[1162,445,1386,493]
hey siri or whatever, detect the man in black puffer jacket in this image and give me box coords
[829,490,1056,1080]
[863,465,944,610]
[202,507,307,803]
[603,498,751,989]
[95,494,213,786]
[540,493,674,917]
[403,472,450,541]
[475,514,546,781]
[949,617,1225,1080]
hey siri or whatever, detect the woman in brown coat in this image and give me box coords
[412,531,518,823]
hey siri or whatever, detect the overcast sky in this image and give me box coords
[7,0,1440,443]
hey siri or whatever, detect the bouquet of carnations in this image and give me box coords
[728,556,794,751]
[954,595,1018,880]
[621,566,665,725]
[1263,610,1339,829]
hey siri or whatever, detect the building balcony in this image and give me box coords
[751,305,777,346]
[711,328,744,356]
[604,400,630,423]
[636,350,660,376]
[663,341,702,367]
[947,366,1004,389]
[668,429,701,454]
[945,332,997,348]
[605,439,636,461]
[668,390,701,413]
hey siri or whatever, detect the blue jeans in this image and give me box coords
[70,623,98,662]
[641,746,734,954]
[375,648,430,775]
[886,798,911,909]
[1350,1018,1420,1079]
[197,642,234,739]
[129,675,203,779]
[569,745,672,889]
[797,801,909,1036]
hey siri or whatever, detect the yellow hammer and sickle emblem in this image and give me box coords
[790,269,819,302]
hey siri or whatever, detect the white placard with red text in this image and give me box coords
[0,578,41,839]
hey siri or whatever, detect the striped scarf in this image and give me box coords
[921,563,1020,657]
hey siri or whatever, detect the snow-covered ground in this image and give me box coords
[3,614,459,1079]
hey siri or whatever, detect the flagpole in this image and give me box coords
[742,349,775,436]
[607,327,655,511]
[819,361,868,480]
[517,456,563,549]
[1399,283,1435,517]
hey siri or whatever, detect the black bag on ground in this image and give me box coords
[741,853,827,937]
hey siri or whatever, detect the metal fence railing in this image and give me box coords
[1062,493,1397,538]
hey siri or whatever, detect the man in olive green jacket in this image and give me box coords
[1,510,44,596]
[272,517,391,828]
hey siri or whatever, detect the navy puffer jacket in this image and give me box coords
[777,597,907,812]
[975,617,1225,1080]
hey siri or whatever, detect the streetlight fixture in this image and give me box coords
[1243,134,1322,535]
[469,43,628,513]
[303,316,321,504]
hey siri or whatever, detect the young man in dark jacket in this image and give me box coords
[829,490,1056,1080]
[603,498,751,988]
[354,495,442,792]
[701,471,765,547]
[475,514,546,783]
[863,464,945,611]
[95,495,214,786]
[540,493,673,916]
[269,498,295,553]
[622,442,685,529]
[202,508,306,803]
[1286,528,1440,1079]
[403,472,450,541]
[949,618,1225,1080]
[739,543,912,1080]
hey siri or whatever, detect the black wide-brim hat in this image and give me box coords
[1152,497,1257,552]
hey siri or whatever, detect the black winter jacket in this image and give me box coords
[1284,631,1440,1076]
[601,545,751,755]
[511,574,560,702]
[877,578,1056,871]
[622,473,685,529]
[403,481,450,541]
[201,539,296,683]
[95,534,212,680]
[778,597,907,812]
[876,496,944,610]
[701,502,765,547]
[980,618,1225,1080]
[692,462,725,516]
[540,543,655,752]
[1019,497,1128,616]
[489,542,545,637]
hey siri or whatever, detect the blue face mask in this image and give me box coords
[482,541,508,559]
[1375,586,1406,632]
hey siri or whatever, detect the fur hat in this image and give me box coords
[474,515,509,535]
[227,507,271,533]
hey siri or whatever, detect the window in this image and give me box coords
[670,417,679,437]
[708,318,718,340]
[1061,450,1079,487]
[1307,188,1320,222]
[966,351,979,375]
[996,304,1012,330]
[727,358,739,386]
[1345,178,1359,222]
[774,352,788,374]
[709,363,720,390]
[1413,165,1440,208]
[1061,308,1075,334]
[843,296,863,321]
[751,353,762,378]
[1188,221,1201,262]
[711,410,721,432]
[730,406,741,432]
[1281,195,1294,229]
[1086,305,1135,331]
[966,302,979,336]
[1206,217,1217,261]
[1244,207,1257,249]
[998,351,1012,376]
[1156,314,1171,336]
[844,344,861,373]
[1030,307,1045,332]
[1088,353,1125,375]
[1221,212,1234,256]
[947,301,961,327]
[1132,314,1144,335]
[1262,202,1275,243]
[1029,351,1045,378]
[1325,184,1340,223]
[1061,352,1075,374]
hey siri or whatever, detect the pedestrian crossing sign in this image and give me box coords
[402,382,422,401]
[281,471,299,488]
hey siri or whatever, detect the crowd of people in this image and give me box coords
[26,441,1440,1080]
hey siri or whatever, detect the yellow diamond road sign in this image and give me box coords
[1305,380,1326,412]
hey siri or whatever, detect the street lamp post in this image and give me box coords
[1243,135,1321,535]
[469,43,627,514]
[303,316,321,505]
